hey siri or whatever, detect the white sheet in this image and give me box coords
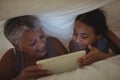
[0,0,114,21]
[0,0,120,59]
[0,0,120,80]
[38,55,120,80]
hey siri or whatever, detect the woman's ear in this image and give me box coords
[13,44,23,52]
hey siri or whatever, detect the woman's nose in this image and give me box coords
[37,40,45,47]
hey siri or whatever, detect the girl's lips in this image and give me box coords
[78,44,87,49]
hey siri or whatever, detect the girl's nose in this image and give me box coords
[75,36,82,44]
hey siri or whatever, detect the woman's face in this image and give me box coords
[73,20,100,49]
[18,28,47,58]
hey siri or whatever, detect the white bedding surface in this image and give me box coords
[0,1,120,80]
[38,55,120,80]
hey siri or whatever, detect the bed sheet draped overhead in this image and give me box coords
[0,0,115,44]
[0,0,120,59]
[0,0,114,21]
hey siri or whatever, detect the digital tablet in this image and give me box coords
[36,50,86,74]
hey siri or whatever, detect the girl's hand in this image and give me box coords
[14,65,51,80]
[77,45,114,66]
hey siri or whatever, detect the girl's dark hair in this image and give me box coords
[75,9,108,37]
[75,9,120,54]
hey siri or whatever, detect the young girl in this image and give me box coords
[0,15,68,80]
[69,9,120,66]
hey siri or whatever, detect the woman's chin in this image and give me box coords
[79,46,87,50]
[38,50,47,57]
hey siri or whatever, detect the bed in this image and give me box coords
[38,55,120,80]
[0,0,120,80]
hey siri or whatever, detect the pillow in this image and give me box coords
[0,21,13,60]
[38,55,120,80]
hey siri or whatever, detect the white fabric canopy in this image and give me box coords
[38,55,120,80]
[0,0,120,58]
[0,0,120,80]
[0,0,114,21]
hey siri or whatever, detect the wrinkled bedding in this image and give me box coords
[38,55,120,80]
[0,1,120,80]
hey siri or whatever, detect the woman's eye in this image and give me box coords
[39,34,45,39]
[30,41,36,46]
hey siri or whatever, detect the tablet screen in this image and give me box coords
[36,50,86,74]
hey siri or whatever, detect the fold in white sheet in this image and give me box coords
[38,55,120,80]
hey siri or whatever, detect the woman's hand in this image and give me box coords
[13,65,51,80]
[77,45,114,66]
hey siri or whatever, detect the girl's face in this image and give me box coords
[73,20,100,49]
[18,28,47,59]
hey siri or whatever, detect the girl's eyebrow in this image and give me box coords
[80,33,88,36]
[73,28,89,36]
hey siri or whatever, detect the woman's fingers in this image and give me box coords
[18,65,51,80]
[28,69,52,79]
[25,64,42,72]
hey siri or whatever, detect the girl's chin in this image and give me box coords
[79,46,87,50]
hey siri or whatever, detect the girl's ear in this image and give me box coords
[97,35,102,40]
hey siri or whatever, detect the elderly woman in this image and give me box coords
[0,15,68,80]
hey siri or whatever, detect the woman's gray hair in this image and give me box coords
[4,15,43,45]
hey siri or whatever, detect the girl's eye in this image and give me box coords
[82,34,88,39]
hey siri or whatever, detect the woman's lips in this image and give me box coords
[36,46,47,53]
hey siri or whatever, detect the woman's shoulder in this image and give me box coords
[48,37,64,46]
[48,36,68,55]
[48,36,60,42]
